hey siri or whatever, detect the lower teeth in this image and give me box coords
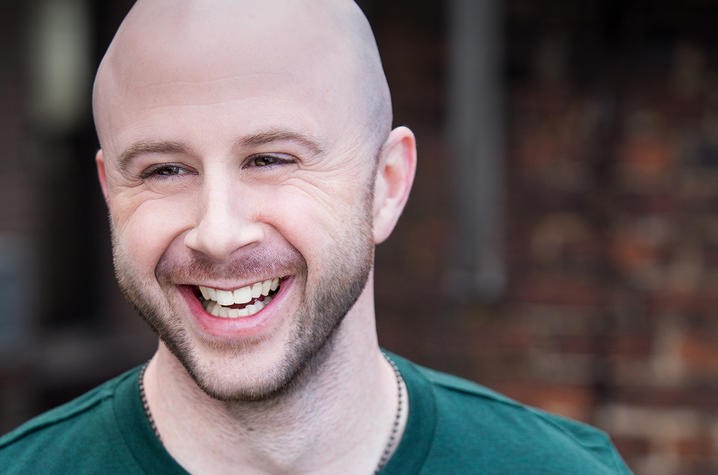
[204,295,274,319]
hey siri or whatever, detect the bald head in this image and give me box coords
[92,0,392,160]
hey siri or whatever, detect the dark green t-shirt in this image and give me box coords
[0,353,631,474]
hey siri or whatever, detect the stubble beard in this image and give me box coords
[111,196,375,403]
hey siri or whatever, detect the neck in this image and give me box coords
[142,287,406,474]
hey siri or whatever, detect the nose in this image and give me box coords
[184,174,264,261]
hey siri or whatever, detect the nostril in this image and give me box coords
[183,215,266,260]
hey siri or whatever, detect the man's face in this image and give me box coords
[97,12,381,400]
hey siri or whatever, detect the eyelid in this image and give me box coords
[139,162,195,179]
[243,153,297,168]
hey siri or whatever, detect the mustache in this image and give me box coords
[155,245,306,283]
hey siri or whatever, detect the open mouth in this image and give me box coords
[195,277,283,319]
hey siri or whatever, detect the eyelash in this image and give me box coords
[139,155,294,180]
[140,164,193,180]
[243,154,294,168]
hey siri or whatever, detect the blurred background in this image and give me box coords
[1,1,718,473]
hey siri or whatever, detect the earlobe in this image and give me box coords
[95,149,109,204]
[372,126,417,244]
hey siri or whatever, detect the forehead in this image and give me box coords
[105,72,333,149]
[95,2,366,155]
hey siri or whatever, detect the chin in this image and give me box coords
[162,321,341,403]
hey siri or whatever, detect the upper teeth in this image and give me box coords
[198,278,279,306]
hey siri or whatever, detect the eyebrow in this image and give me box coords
[235,130,324,156]
[117,129,324,172]
[118,140,189,172]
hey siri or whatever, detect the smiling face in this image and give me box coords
[93,0,396,400]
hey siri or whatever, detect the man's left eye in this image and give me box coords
[251,155,281,167]
[246,154,296,168]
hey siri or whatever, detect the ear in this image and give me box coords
[372,126,417,244]
[95,149,109,204]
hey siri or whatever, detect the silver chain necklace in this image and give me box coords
[139,353,404,474]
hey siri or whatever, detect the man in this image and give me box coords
[0,1,631,473]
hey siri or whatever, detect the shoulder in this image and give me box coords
[0,367,141,474]
[419,364,608,442]
[395,356,632,474]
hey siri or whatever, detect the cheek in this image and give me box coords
[111,194,194,271]
[266,193,328,254]
[265,184,368,270]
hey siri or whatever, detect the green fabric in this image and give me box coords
[0,354,632,474]
[384,354,632,474]
[0,366,184,474]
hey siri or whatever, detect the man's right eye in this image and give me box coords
[140,164,191,179]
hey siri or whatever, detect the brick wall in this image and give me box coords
[371,1,718,473]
